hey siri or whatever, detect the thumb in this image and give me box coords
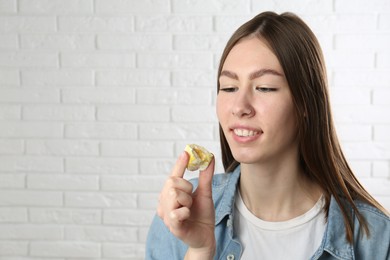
[195,156,215,198]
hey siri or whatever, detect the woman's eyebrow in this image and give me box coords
[220,69,284,80]
[249,69,284,80]
[220,70,238,80]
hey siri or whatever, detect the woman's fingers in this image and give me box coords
[159,185,193,214]
[165,176,193,194]
[159,187,193,230]
[156,149,216,248]
[169,207,191,228]
[196,156,215,198]
[157,152,193,220]
[171,151,189,178]
[168,187,193,207]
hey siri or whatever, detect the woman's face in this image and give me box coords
[217,36,299,166]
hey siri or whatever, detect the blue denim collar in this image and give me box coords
[312,197,354,260]
[214,165,241,225]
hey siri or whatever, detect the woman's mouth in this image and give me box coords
[233,128,259,137]
[231,127,262,143]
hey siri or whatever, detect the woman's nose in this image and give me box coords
[232,91,254,118]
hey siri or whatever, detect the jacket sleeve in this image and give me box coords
[145,214,188,260]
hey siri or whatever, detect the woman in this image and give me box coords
[146,12,390,259]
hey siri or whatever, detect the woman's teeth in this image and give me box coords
[233,129,258,137]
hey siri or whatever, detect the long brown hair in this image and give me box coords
[217,11,388,243]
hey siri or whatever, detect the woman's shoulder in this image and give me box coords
[330,196,389,223]
[354,200,389,221]
[327,196,389,241]
[354,200,390,241]
[353,201,389,258]
[324,197,389,259]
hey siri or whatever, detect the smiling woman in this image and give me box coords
[217,37,297,168]
[146,11,390,260]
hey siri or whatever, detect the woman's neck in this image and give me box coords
[239,161,322,222]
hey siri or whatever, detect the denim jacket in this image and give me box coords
[146,166,390,260]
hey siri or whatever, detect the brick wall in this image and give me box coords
[0,0,389,259]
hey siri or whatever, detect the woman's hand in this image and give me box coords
[157,151,216,258]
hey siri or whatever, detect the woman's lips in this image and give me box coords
[230,127,262,143]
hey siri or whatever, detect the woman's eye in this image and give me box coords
[256,86,276,92]
[220,87,237,92]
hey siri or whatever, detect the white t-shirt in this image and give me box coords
[234,191,326,259]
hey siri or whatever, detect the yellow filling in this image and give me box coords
[185,144,213,171]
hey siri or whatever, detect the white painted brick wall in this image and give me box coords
[0,0,389,259]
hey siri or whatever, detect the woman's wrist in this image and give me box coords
[184,245,216,260]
